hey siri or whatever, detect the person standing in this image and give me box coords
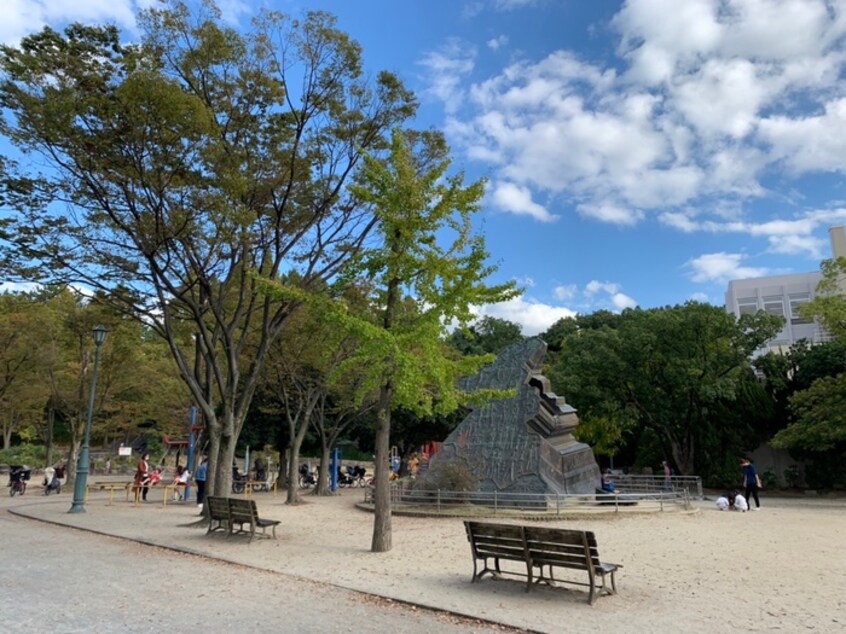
[134,452,151,502]
[740,457,761,510]
[662,460,672,491]
[195,457,208,509]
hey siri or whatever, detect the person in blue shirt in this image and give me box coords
[195,456,208,509]
[600,469,615,493]
[740,458,761,510]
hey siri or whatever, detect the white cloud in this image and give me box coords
[585,280,620,296]
[489,181,556,222]
[495,0,539,10]
[611,292,638,310]
[579,280,638,311]
[689,291,710,302]
[431,0,846,242]
[419,39,477,114]
[0,281,41,293]
[577,202,643,226]
[0,0,139,44]
[515,276,536,288]
[487,35,509,51]
[553,284,577,300]
[687,252,770,283]
[476,295,576,335]
[659,208,846,258]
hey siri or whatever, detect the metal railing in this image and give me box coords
[609,474,703,499]
[362,486,691,518]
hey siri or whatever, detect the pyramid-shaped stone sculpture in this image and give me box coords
[431,338,600,495]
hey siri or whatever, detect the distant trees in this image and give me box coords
[0,287,189,479]
[449,316,525,355]
[543,303,782,478]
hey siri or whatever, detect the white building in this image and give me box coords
[724,226,846,355]
[725,271,826,354]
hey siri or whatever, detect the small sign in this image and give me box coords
[118,446,132,457]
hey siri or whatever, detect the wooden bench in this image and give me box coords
[206,496,230,534]
[464,521,621,604]
[228,498,280,542]
[205,496,280,542]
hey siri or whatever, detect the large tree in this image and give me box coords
[344,129,517,552]
[545,303,781,475]
[0,2,415,495]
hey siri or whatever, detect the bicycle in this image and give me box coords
[9,466,31,496]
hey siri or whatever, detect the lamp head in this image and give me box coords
[92,324,107,346]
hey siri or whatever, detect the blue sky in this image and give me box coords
[4,0,846,333]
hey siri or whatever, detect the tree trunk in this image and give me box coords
[371,382,393,552]
[45,406,55,467]
[316,447,331,495]
[66,438,81,488]
[216,431,236,497]
[287,434,306,504]
[2,411,12,449]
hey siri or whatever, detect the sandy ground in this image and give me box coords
[6,483,845,634]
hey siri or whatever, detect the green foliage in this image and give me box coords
[760,469,779,489]
[0,443,46,466]
[800,450,846,489]
[448,316,525,356]
[331,128,519,417]
[783,464,801,488]
[773,373,846,451]
[547,302,782,475]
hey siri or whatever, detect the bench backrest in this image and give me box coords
[523,526,600,572]
[207,496,230,520]
[464,521,527,562]
[228,497,258,524]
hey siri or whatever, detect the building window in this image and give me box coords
[762,295,785,318]
[789,293,812,325]
[737,298,758,315]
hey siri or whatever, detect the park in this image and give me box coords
[2,2,846,632]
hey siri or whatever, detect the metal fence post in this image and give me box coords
[437,489,441,514]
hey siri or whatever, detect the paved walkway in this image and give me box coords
[8,484,845,633]
[0,506,512,634]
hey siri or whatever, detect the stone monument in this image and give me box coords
[429,338,600,495]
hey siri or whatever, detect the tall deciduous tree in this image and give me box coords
[344,129,517,552]
[0,2,415,495]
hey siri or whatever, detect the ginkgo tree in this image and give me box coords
[341,129,517,552]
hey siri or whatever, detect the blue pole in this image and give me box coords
[330,447,340,491]
[185,406,196,502]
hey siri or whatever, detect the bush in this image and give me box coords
[413,459,478,492]
[0,444,47,467]
[760,469,779,489]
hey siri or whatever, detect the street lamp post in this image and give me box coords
[69,324,107,513]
